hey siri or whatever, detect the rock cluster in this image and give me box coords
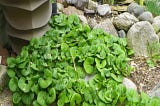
[60,0,160,95]
[61,1,160,57]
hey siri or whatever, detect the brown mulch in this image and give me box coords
[129,57,160,94]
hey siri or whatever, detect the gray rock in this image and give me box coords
[57,3,64,12]
[127,21,159,57]
[97,4,111,16]
[94,19,118,36]
[84,74,94,82]
[78,15,88,24]
[0,65,7,91]
[66,0,88,10]
[113,12,139,31]
[76,0,88,10]
[123,78,137,90]
[66,0,77,4]
[84,8,96,14]
[88,0,98,10]
[138,11,153,23]
[62,6,84,15]
[88,18,97,29]
[149,82,160,98]
[127,2,145,17]
[152,16,160,33]
[118,30,126,38]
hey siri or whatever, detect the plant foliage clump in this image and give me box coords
[145,0,160,15]
[7,14,160,106]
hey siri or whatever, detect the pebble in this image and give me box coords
[97,4,111,16]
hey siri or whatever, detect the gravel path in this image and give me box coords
[129,57,160,94]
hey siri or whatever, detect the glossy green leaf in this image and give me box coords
[9,77,18,92]
[110,73,123,82]
[22,92,34,105]
[46,87,56,104]
[83,57,94,74]
[18,77,32,93]
[12,92,21,104]
[18,61,28,69]
[95,58,106,69]
[30,63,39,71]
[21,68,31,76]
[7,69,15,78]
[38,77,52,89]
[70,93,82,106]
[7,57,16,68]
[37,91,47,106]
[33,100,41,106]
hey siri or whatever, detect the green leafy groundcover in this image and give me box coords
[7,14,160,106]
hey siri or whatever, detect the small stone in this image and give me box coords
[57,3,64,12]
[118,30,126,38]
[112,11,118,16]
[127,2,145,17]
[88,18,97,29]
[97,4,111,16]
[113,12,138,31]
[62,6,84,15]
[110,5,128,12]
[88,0,98,10]
[66,0,77,4]
[123,78,137,90]
[84,8,96,14]
[0,65,7,91]
[76,0,88,10]
[138,11,153,23]
[94,19,118,36]
[78,15,88,24]
[66,0,88,10]
[149,82,160,98]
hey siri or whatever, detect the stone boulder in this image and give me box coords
[138,11,153,23]
[93,19,118,36]
[118,30,126,38]
[88,0,97,10]
[123,78,137,90]
[62,6,84,15]
[57,3,64,12]
[149,82,160,98]
[78,15,88,24]
[127,2,145,17]
[0,65,7,91]
[113,12,139,31]
[97,4,111,16]
[152,16,160,34]
[88,18,97,29]
[66,0,88,10]
[127,21,159,57]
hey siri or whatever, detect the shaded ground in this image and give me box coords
[0,89,12,105]
[129,57,160,94]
